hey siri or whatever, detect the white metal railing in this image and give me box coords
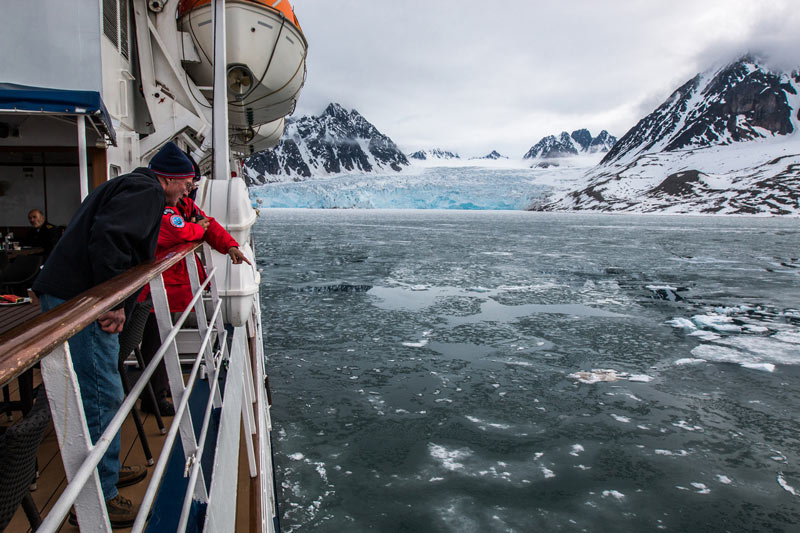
[35,244,266,532]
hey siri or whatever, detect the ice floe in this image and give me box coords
[465,415,511,431]
[428,443,473,471]
[402,339,429,348]
[777,473,798,496]
[669,304,800,372]
[655,449,689,456]
[569,369,654,384]
[675,358,706,365]
[672,420,703,432]
[602,490,625,500]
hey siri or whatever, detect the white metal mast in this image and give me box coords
[212,0,231,181]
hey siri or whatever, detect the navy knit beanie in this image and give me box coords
[149,142,194,179]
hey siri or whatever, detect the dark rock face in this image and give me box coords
[472,150,507,160]
[570,129,592,151]
[524,129,617,159]
[589,130,617,153]
[244,103,408,184]
[650,170,704,197]
[244,140,311,182]
[602,57,797,165]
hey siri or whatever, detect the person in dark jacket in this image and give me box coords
[32,142,195,528]
[24,209,61,256]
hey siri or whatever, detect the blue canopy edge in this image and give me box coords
[0,83,117,145]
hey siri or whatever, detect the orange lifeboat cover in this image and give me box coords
[178,0,302,32]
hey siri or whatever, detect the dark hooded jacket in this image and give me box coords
[33,168,165,314]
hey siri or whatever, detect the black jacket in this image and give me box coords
[24,221,61,256]
[33,168,165,313]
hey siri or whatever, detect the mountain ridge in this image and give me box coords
[524,129,617,160]
[244,103,408,184]
[540,56,800,215]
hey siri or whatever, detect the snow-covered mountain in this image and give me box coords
[243,103,408,184]
[408,149,461,161]
[545,56,800,215]
[471,150,507,160]
[523,129,617,159]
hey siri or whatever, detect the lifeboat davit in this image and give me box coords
[178,0,307,129]
[230,118,285,154]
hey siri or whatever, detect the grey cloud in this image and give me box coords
[290,0,797,158]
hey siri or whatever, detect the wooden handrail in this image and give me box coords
[0,241,203,387]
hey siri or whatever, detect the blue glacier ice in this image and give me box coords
[250,166,557,210]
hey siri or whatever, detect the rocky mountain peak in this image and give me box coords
[523,129,617,159]
[479,150,506,160]
[570,129,592,151]
[408,149,460,161]
[244,103,408,184]
[601,55,799,165]
[323,102,350,120]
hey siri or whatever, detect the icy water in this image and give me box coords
[253,210,800,532]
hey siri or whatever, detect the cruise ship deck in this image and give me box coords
[2,367,258,532]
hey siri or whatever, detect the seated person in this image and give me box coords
[138,179,250,415]
[25,209,61,256]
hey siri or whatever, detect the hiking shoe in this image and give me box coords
[68,495,140,528]
[140,397,175,417]
[117,464,147,488]
[106,494,139,528]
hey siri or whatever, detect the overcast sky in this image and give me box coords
[289,0,799,158]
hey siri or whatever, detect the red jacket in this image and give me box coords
[139,197,238,312]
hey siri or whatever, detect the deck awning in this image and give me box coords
[0,83,117,145]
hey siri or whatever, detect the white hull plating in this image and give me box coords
[181,1,307,128]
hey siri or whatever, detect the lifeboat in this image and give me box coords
[178,0,307,129]
[230,117,285,154]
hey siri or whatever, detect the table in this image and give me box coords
[0,302,42,416]
[5,247,44,260]
[0,302,41,335]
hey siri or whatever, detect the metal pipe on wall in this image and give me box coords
[77,115,88,200]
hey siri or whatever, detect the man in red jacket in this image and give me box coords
[139,181,251,415]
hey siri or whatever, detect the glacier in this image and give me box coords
[250,162,594,210]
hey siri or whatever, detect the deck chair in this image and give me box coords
[0,386,52,531]
[0,254,43,296]
[117,301,164,467]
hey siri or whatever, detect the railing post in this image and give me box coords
[240,332,257,477]
[204,326,247,532]
[186,246,223,408]
[204,243,230,363]
[148,272,208,502]
[251,298,276,532]
[40,343,111,531]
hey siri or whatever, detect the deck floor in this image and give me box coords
[2,369,253,532]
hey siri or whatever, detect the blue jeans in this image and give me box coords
[40,294,122,501]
